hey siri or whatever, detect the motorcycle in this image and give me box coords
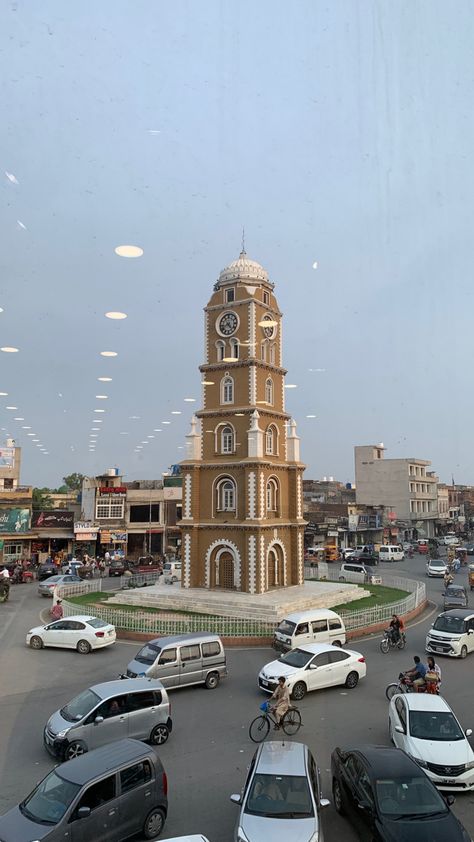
[386,672,439,700]
[380,628,406,654]
[0,579,10,602]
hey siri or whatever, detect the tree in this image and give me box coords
[62,473,85,491]
[32,487,54,510]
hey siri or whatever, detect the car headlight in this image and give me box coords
[55,729,69,739]
[465,760,474,770]
[407,753,428,769]
[237,827,250,842]
[308,833,319,842]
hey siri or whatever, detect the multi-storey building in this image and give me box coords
[179,249,306,593]
[0,440,33,565]
[354,444,439,539]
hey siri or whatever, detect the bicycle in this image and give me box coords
[249,701,302,743]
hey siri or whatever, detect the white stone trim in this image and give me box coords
[249,365,256,405]
[204,538,242,590]
[183,473,192,519]
[248,535,257,594]
[297,474,302,518]
[247,471,256,518]
[259,534,266,593]
[259,471,265,519]
[267,538,287,587]
[183,533,191,588]
[297,532,304,585]
[204,310,209,364]
[249,300,256,359]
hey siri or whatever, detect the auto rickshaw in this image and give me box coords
[455,547,468,567]
[469,563,474,591]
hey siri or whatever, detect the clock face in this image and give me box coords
[261,313,277,339]
[218,311,238,336]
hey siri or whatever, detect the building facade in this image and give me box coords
[354,444,439,539]
[0,440,33,565]
[179,250,306,593]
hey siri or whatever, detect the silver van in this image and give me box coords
[44,677,172,761]
[0,738,168,841]
[126,632,227,690]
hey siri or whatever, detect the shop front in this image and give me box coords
[31,511,74,565]
[99,529,127,559]
[0,507,32,565]
[74,521,99,558]
[127,528,162,559]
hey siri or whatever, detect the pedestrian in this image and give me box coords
[50,598,63,620]
[98,559,106,578]
[105,550,111,564]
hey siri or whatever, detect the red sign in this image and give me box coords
[99,487,127,495]
[388,512,397,522]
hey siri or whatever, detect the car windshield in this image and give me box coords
[135,642,160,664]
[245,773,314,818]
[279,649,313,668]
[60,688,101,722]
[277,620,296,636]
[375,776,447,818]
[44,576,61,583]
[445,587,464,597]
[433,615,465,634]
[86,617,108,629]
[19,770,80,825]
[430,561,445,568]
[409,711,464,741]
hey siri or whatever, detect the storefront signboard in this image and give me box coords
[0,448,14,468]
[0,508,30,533]
[32,511,74,529]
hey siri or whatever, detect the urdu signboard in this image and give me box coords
[0,508,30,533]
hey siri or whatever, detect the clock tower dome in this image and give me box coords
[180,250,305,593]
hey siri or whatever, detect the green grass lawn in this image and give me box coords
[332,584,409,614]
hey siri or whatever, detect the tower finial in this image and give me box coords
[241,226,246,255]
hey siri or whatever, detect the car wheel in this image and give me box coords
[291,681,307,701]
[460,645,468,659]
[29,635,43,650]
[345,671,359,689]
[76,639,91,655]
[339,576,346,582]
[332,640,342,647]
[150,724,169,746]
[204,672,219,689]
[143,807,166,840]
[332,778,345,815]
[64,741,87,760]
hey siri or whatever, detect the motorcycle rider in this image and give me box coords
[389,614,404,644]
[0,566,10,601]
[403,655,427,692]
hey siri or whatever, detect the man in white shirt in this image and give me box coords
[0,567,10,578]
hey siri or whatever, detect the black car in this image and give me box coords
[108,559,125,576]
[331,745,470,841]
[352,551,379,566]
[37,562,58,581]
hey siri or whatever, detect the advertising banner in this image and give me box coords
[0,448,14,468]
[163,486,182,500]
[75,533,97,541]
[32,511,74,529]
[0,508,30,533]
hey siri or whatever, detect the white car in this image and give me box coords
[426,558,448,577]
[389,693,474,791]
[340,547,356,559]
[258,641,366,700]
[444,534,460,546]
[26,614,116,654]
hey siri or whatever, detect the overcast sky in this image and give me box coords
[1,1,473,489]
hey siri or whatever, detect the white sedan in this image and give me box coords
[26,615,116,654]
[426,558,448,577]
[389,693,474,791]
[258,642,366,700]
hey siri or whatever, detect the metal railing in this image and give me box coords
[57,572,426,639]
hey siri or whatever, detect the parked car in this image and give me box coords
[163,561,182,584]
[125,632,227,690]
[443,584,468,611]
[426,608,474,658]
[331,745,470,841]
[108,559,126,576]
[37,562,58,581]
[426,558,448,578]
[230,740,329,842]
[388,693,474,791]
[258,641,366,700]
[26,615,116,654]
[0,738,168,841]
[38,573,82,597]
[44,677,172,760]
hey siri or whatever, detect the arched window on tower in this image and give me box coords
[261,341,267,362]
[265,377,274,405]
[216,477,236,512]
[269,343,276,365]
[229,338,239,361]
[221,425,235,454]
[266,478,279,513]
[265,424,278,455]
[216,340,225,362]
[221,375,234,404]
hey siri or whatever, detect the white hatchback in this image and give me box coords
[258,641,366,700]
[426,558,448,577]
[389,693,474,791]
[26,614,116,654]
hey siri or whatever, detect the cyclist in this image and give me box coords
[269,676,290,730]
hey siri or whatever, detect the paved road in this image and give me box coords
[0,554,473,841]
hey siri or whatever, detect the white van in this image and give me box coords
[163,561,182,584]
[273,609,346,652]
[378,545,404,563]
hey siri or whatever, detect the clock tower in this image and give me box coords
[180,250,305,594]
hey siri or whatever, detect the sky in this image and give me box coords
[1,0,474,489]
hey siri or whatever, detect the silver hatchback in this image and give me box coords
[230,740,329,841]
[44,677,172,761]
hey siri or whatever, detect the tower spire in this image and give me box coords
[240,226,246,256]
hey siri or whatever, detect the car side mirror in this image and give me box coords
[358,800,372,813]
[445,795,455,806]
[395,724,404,733]
[230,794,241,805]
[94,715,104,725]
[77,806,91,820]
[466,728,473,737]
[468,629,474,635]
[307,664,317,670]
[320,797,330,808]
